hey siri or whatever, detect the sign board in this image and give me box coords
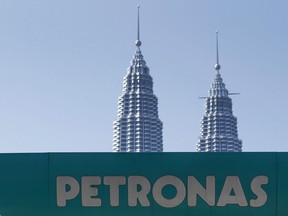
[0,153,287,216]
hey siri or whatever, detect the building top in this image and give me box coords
[196,31,242,152]
[112,6,163,152]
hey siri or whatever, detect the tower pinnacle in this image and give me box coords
[113,5,163,152]
[135,5,142,48]
[214,31,221,72]
[196,32,242,152]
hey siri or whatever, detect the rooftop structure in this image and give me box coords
[112,6,163,152]
[196,32,242,152]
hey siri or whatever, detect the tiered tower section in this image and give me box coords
[113,7,163,152]
[196,32,242,152]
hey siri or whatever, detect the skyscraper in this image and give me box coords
[112,6,163,152]
[196,32,242,152]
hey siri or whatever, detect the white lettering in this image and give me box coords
[55,175,269,208]
[81,176,101,207]
[104,176,126,206]
[217,176,248,206]
[128,176,151,206]
[187,176,215,206]
[250,176,268,207]
[152,175,186,208]
[57,176,80,207]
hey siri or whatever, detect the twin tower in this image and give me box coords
[112,7,242,152]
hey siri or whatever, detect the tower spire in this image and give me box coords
[135,5,142,48]
[196,31,242,152]
[215,31,221,73]
[113,6,163,152]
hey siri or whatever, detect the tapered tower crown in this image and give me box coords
[196,32,242,152]
[113,6,163,152]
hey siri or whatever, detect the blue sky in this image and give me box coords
[0,0,287,152]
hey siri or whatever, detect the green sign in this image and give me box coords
[0,153,287,216]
